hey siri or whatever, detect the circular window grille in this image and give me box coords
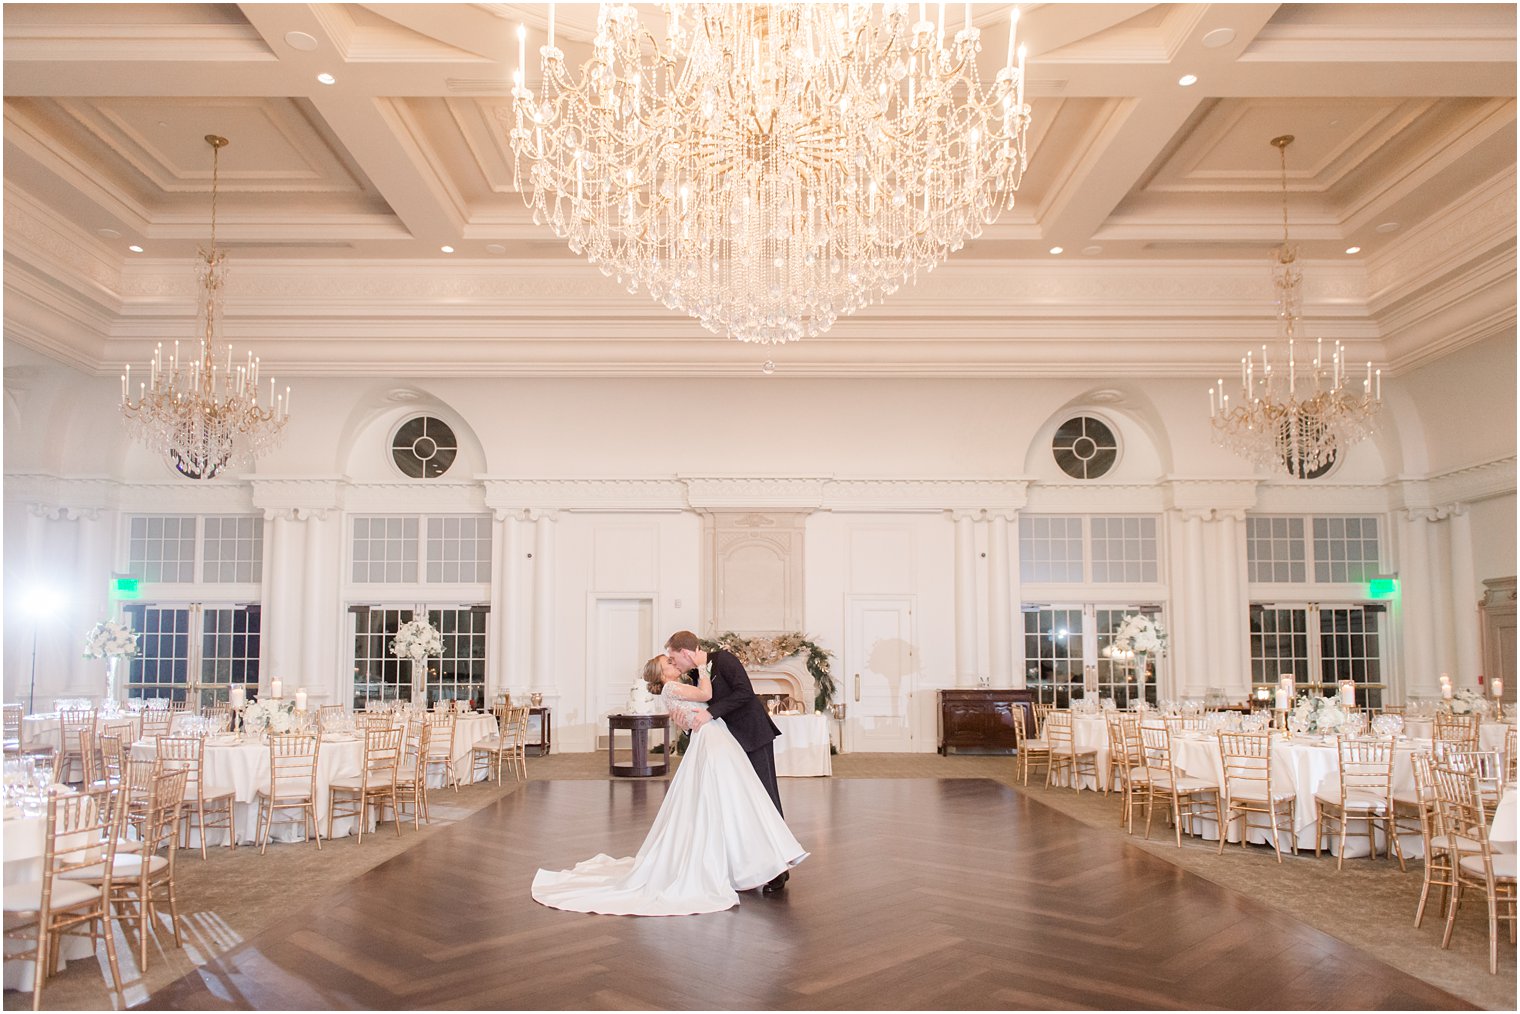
[1284,445,1337,480]
[1052,416,1118,479]
[391,416,458,478]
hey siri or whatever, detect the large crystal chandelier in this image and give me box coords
[120,135,289,479]
[1209,135,1381,477]
[507,3,1031,344]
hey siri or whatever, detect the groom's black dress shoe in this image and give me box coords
[762,871,790,894]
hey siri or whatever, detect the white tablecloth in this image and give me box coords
[773,714,831,777]
[3,805,95,990]
[1167,733,1421,858]
[1046,715,1111,791]
[434,713,498,787]
[1492,787,1516,854]
[130,735,365,845]
[1400,718,1512,752]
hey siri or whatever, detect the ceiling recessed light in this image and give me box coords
[485,243,507,255]
[97,227,122,240]
[1376,221,1401,234]
[316,72,336,85]
[128,245,144,253]
[1081,245,1103,256]
[285,31,319,52]
[1345,246,1361,255]
[1049,246,1064,255]
[1178,74,1198,87]
[440,245,455,254]
[1201,27,1235,49]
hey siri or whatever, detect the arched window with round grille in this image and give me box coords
[1052,416,1118,479]
[391,416,458,478]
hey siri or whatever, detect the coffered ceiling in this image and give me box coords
[3,3,1515,377]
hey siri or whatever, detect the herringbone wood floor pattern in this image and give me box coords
[146,777,1469,1011]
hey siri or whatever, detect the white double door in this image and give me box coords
[845,596,916,751]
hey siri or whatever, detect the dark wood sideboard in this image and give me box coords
[938,689,1036,755]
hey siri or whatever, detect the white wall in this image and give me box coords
[6,334,1514,740]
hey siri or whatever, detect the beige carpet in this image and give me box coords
[11,752,1515,1011]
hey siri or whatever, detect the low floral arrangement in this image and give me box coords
[391,619,443,663]
[1109,613,1168,658]
[703,632,836,711]
[83,619,138,659]
[1288,694,1350,735]
[242,698,299,735]
[1440,688,1483,716]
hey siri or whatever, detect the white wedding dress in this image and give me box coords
[531,685,808,916]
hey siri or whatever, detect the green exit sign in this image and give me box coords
[1368,577,1398,600]
[110,577,141,600]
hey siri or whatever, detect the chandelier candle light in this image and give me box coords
[1209,135,1381,476]
[508,3,1032,345]
[121,135,289,479]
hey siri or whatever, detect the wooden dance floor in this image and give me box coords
[151,778,1468,1010]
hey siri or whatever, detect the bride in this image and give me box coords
[531,654,808,916]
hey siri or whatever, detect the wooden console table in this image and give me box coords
[938,689,1035,755]
[607,713,670,777]
[527,706,552,756]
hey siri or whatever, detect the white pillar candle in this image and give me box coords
[295,689,307,712]
[229,685,245,709]
[1442,682,1453,700]
[271,678,283,699]
[1339,682,1356,707]
[1494,678,1503,699]
[1275,687,1289,710]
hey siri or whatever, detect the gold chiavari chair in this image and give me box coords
[254,733,322,854]
[4,702,23,754]
[1011,704,1050,787]
[1444,749,1506,809]
[1407,750,1457,929]
[94,733,126,790]
[1137,723,1221,848]
[1164,715,1207,733]
[58,708,97,784]
[1114,715,1151,834]
[1506,724,1517,783]
[1434,712,1480,751]
[138,707,173,741]
[77,726,102,788]
[357,710,396,732]
[1380,704,1407,717]
[167,699,191,713]
[1315,737,1404,871]
[423,710,460,792]
[200,703,232,733]
[121,756,158,842]
[3,785,125,1010]
[327,726,403,843]
[1043,711,1099,791]
[156,736,237,859]
[1217,731,1296,862]
[1102,712,1127,796]
[1031,702,1053,738]
[318,704,347,732]
[63,768,189,972]
[1432,762,1517,975]
[394,720,433,829]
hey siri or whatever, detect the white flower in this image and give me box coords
[1110,613,1168,657]
[1288,695,1349,734]
[390,619,444,664]
[243,698,298,734]
[83,619,138,660]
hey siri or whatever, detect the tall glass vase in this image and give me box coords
[104,655,121,706]
[411,659,427,707]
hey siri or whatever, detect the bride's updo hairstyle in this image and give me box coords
[642,656,666,695]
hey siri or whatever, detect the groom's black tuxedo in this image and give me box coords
[694,648,784,816]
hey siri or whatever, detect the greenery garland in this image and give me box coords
[700,631,837,711]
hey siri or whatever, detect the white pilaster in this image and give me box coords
[299,511,326,698]
[987,511,1013,688]
[1180,510,1208,696]
[260,509,303,693]
[1399,510,1437,697]
[530,511,557,692]
[952,511,979,687]
[1426,510,1454,681]
[1217,510,1247,693]
[1447,504,1480,682]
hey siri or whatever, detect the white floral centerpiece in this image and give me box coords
[1440,688,1483,716]
[242,697,298,735]
[391,619,443,702]
[1110,613,1168,657]
[1288,695,1350,735]
[83,619,138,702]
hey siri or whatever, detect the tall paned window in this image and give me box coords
[350,605,488,709]
[1250,603,1385,707]
[1021,604,1163,707]
[1020,515,1162,584]
[350,515,492,585]
[122,603,260,705]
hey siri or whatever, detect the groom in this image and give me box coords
[664,630,790,894]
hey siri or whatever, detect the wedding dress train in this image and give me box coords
[531,692,807,916]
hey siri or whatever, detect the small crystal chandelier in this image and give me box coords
[1209,135,1381,477]
[508,3,1031,345]
[121,135,289,479]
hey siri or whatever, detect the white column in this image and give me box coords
[1181,511,1207,696]
[952,511,979,687]
[1447,504,1480,683]
[1426,510,1454,681]
[74,510,113,699]
[260,509,302,693]
[489,511,511,697]
[530,511,557,692]
[1399,510,1436,698]
[1008,511,1026,688]
[987,512,1013,687]
[1217,511,1247,692]
[299,511,325,696]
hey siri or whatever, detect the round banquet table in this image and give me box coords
[3,800,96,991]
[1166,731,1422,858]
[1400,718,1513,752]
[1491,787,1516,854]
[772,713,832,777]
[130,734,366,845]
[434,713,498,787]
